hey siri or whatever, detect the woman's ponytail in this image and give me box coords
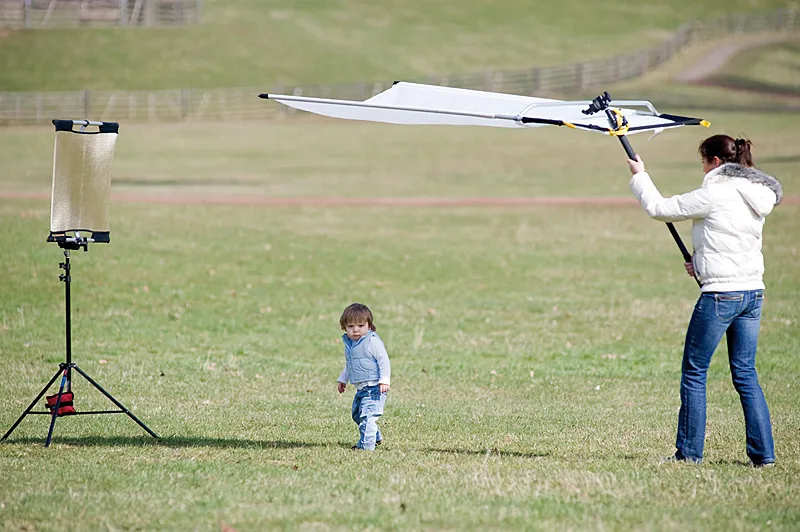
[733,138,753,167]
[699,134,754,167]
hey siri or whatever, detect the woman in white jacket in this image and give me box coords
[627,134,783,467]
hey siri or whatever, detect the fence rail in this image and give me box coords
[0,7,797,125]
[0,0,201,28]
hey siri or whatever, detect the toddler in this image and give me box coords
[337,303,391,451]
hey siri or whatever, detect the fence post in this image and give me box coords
[145,0,155,26]
[531,67,540,94]
[23,0,31,29]
[484,70,493,92]
[83,89,91,117]
[180,88,190,120]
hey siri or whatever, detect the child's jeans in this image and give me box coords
[351,385,387,450]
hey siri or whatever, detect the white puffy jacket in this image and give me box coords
[630,163,783,292]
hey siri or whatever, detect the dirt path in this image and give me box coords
[676,34,794,83]
[0,191,640,206]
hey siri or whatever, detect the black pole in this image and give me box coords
[60,250,73,390]
[45,369,69,447]
[618,135,701,287]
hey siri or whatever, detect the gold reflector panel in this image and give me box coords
[50,123,118,237]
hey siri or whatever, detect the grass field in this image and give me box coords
[1,106,799,198]
[1,1,800,529]
[0,0,794,91]
[1,109,799,530]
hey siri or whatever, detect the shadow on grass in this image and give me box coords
[3,435,326,449]
[114,178,261,187]
[758,155,800,164]
[703,459,761,468]
[424,447,550,459]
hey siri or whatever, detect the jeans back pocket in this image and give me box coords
[714,292,744,321]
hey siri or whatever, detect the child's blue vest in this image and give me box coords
[342,331,381,384]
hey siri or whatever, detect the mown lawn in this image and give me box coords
[1,109,798,530]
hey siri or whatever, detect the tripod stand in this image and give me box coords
[2,237,158,447]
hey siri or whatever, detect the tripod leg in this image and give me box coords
[45,369,70,447]
[2,366,64,441]
[71,365,159,439]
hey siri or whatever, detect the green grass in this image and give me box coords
[1,111,799,530]
[0,108,798,198]
[0,0,793,91]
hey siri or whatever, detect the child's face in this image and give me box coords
[343,320,370,341]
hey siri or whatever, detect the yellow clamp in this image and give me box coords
[606,108,629,136]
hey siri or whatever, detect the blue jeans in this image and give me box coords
[351,385,386,451]
[676,290,774,464]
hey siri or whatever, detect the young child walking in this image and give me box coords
[336,303,391,451]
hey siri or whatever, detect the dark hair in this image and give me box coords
[698,134,753,167]
[339,303,376,331]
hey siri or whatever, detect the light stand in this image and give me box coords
[2,236,158,446]
[2,119,158,446]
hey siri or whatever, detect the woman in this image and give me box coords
[627,134,783,466]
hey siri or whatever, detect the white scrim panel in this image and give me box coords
[50,130,117,233]
[269,82,700,134]
[367,82,559,108]
[276,94,526,128]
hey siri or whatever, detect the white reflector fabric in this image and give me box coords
[267,82,701,135]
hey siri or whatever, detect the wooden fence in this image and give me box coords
[0,0,201,28]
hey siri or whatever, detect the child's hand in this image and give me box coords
[379,383,390,393]
[337,382,346,393]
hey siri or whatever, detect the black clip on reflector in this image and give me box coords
[52,119,119,134]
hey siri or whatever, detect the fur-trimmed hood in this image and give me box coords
[703,163,783,213]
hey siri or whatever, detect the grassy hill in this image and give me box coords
[607,34,800,109]
[705,38,800,95]
[0,0,794,91]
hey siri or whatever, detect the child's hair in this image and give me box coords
[699,134,753,167]
[339,303,376,331]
